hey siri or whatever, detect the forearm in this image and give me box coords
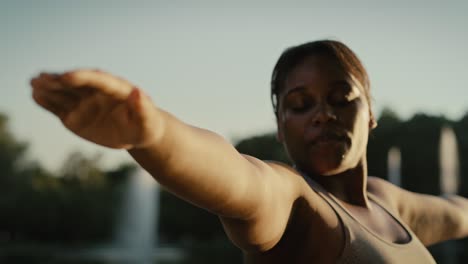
[128,108,264,218]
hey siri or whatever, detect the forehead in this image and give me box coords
[283,55,348,93]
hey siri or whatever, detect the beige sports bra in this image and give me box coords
[303,176,436,264]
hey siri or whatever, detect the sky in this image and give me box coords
[1,0,467,172]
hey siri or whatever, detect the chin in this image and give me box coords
[304,149,349,176]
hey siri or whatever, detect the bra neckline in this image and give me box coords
[303,176,414,247]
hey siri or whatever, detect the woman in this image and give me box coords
[31,40,468,263]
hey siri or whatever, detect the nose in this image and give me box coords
[312,102,336,125]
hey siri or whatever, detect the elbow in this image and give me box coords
[454,211,468,239]
[443,196,468,241]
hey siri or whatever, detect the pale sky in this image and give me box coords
[1,0,467,172]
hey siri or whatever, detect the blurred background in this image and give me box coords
[1,0,467,263]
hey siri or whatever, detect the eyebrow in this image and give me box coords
[284,79,350,97]
[331,80,352,88]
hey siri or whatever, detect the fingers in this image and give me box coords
[32,73,62,91]
[61,95,103,131]
[32,88,75,119]
[31,75,80,119]
[31,72,93,98]
[59,69,133,100]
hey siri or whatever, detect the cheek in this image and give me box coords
[356,102,371,132]
[341,99,370,128]
[281,114,306,139]
[278,115,307,159]
[347,103,371,150]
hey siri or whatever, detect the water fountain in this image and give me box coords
[113,167,159,263]
[438,126,460,264]
[60,167,184,263]
[439,126,460,195]
[387,147,402,186]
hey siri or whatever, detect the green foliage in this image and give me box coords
[158,190,226,243]
[368,109,467,195]
[1,107,468,262]
[0,113,29,187]
[1,162,129,244]
[234,133,290,164]
[454,111,468,197]
[180,238,242,264]
[399,114,448,194]
[367,108,403,181]
[0,114,137,244]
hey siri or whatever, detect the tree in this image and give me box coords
[234,133,290,164]
[367,107,404,181]
[0,113,29,187]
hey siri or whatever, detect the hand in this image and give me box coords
[31,69,160,149]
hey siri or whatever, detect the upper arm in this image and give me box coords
[129,120,293,220]
[220,160,305,252]
[368,177,468,246]
[129,113,305,251]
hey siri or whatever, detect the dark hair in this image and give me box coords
[271,40,373,121]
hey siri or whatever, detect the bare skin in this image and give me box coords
[31,61,468,263]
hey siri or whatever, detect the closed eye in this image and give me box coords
[286,97,314,113]
[329,93,353,106]
[329,82,360,106]
[290,103,310,113]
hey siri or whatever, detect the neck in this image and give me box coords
[304,157,370,208]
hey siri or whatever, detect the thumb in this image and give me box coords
[127,87,154,123]
[126,87,162,149]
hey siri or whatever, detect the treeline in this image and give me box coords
[0,112,135,244]
[1,108,468,248]
[0,113,228,247]
[236,108,468,196]
[368,109,468,196]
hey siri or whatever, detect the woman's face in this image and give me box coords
[277,55,372,176]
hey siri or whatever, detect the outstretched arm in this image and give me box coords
[31,69,301,250]
[369,177,468,246]
[400,193,468,246]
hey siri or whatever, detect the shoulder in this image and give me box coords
[367,176,402,213]
[263,159,298,175]
[367,176,395,196]
[262,160,309,193]
[220,158,310,252]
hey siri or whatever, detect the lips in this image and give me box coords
[304,129,349,146]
